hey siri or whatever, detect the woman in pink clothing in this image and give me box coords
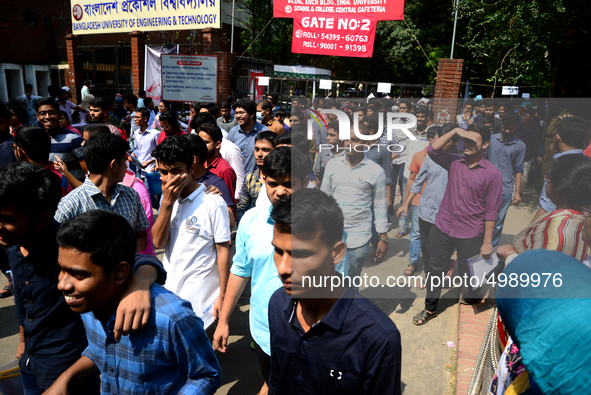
[123,169,156,256]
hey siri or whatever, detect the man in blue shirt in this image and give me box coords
[532,116,588,223]
[226,99,270,174]
[213,148,309,394]
[485,112,526,246]
[268,188,401,394]
[0,162,165,394]
[47,210,221,395]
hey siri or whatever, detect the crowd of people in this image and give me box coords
[0,84,590,395]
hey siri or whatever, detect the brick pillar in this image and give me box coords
[65,34,80,104]
[130,31,146,96]
[432,58,464,126]
[214,51,235,105]
[201,28,221,54]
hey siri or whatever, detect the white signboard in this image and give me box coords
[258,76,270,86]
[502,86,519,96]
[377,82,391,93]
[319,79,332,90]
[161,54,217,103]
[522,93,530,99]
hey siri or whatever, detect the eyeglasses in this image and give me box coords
[582,207,591,218]
[38,111,58,117]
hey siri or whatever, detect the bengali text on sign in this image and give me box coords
[291,14,377,57]
[274,0,403,21]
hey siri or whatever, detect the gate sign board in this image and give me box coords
[70,0,220,34]
[292,14,377,57]
[161,54,217,103]
[274,0,404,21]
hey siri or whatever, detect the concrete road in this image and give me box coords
[0,186,542,394]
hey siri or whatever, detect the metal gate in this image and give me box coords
[76,45,133,98]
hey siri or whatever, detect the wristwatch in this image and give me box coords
[380,235,389,242]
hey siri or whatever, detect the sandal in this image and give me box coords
[395,231,409,239]
[0,285,12,299]
[412,309,437,326]
[404,264,416,276]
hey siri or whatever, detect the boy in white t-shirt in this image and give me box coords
[151,135,231,329]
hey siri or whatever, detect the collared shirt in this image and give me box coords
[268,287,402,395]
[428,145,503,239]
[133,127,160,172]
[9,221,166,371]
[216,116,238,135]
[81,284,221,395]
[59,100,76,124]
[320,155,388,248]
[162,185,230,329]
[220,138,245,201]
[538,149,585,212]
[54,177,149,232]
[207,155,237,206]
[411,155,448,224]
[485,134,526,195]
[227,121,270,174]
[230,204,283,355]
[237,169,263,221]
[49,127,84,180]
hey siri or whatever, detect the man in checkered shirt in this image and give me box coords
[55,133,149,252]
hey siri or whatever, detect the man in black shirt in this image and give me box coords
[268,188,402,394]
[0,162,166,394]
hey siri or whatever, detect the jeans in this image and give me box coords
[20,350,100,395]
[419,218,436,273]
[345,241,370,280]
[391,163,405,204]
[409,205,421,266]
[425,226,484,312]
[492,193,512,247]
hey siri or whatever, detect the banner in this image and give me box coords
[273,0,404,21]
[250,71,264,101]
[291,14,377,57]
[144,45,177,103]
[70,0,220,35]
[161,54,218,103]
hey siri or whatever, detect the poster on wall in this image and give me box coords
[161,54,217,103]
[71,0,220,35]
[144,45,177,103]
[291,14,377,57]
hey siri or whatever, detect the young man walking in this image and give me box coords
[151,136,231,329]
[413,124,502,325]
[485,112,526,246]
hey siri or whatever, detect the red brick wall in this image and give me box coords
[433,59,464,126]
[65,35,79,103]
[130,31,146,96]
[215,51,236,104]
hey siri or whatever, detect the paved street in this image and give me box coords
[0,186,542,394]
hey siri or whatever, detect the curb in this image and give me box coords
[454,302,493,395]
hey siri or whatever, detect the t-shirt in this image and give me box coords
[49,128,84,181]
[162,185,230,329]
[408,148,428,207]
[196,170,235,209]
[0,133,16,170]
